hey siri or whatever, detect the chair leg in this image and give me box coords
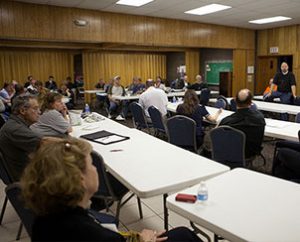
[115,201,122,222]
[0,196,8,225]
[260,153,266,166]
[16,222,23,240]
[137,197,143,219]
[190,221,211,242]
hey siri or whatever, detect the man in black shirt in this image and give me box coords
[219,89,266,159]
[189,74,208,91]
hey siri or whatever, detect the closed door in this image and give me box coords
[256,57,277,94]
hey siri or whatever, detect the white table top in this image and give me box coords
[167,102,300,142]
[112,90,219,101]
[71,113,229,198]
[253,95,280,102]
[83,89,106,94]
[211,97,300,115]
[167,168,300,242]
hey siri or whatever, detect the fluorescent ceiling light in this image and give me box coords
[249,16,291,24]
[185,4,232,16]
[116,0,153,7]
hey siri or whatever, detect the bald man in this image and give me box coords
[219,89,265,160]
[268,62,296,120]
[189,74,208,91]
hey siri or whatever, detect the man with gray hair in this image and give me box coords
[219,89,265,159]
[0,95,41,181]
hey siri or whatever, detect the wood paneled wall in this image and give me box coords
[0,49,73,86]
[83,51,166,89]
[232,49,255,95]
[257,24,300,94]
[185,50,200,83]
[0,1,254,50]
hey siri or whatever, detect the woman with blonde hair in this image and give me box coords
[21,137,202,241]
[30,92,72,137]
[176,89,221,147]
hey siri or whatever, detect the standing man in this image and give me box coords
[0,95,41,181]
[268,62,296,120]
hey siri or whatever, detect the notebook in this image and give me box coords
[80,130,129,145]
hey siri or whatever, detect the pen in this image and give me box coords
[110,149,123,152]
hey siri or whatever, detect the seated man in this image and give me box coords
[0,95,41,181]
[127,76,145,95]
[139,79,168,122]
[189,74,208,91]
[45,75,57,91]
[263,78,277,100]
[219,89,266,159]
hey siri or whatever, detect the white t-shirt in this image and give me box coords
[139,86,168,117]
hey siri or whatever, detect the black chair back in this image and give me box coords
[5,182,35,238]
[166,115,197,152]
[230,98,237,111]
[296,113,300,123]
[199,88,211,106]
[0,151,13,185]
[130,102,149,130]
[148,106,166,136]
[216,95,229,109]
[91,151,142,220]
[210,125,246,168]
[250,103,258,111]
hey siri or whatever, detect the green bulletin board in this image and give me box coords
[205,62,232,85]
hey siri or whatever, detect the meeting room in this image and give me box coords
[1,0,300,241]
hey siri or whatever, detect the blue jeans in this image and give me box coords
[271,91,292,120]
[108,100,129,117]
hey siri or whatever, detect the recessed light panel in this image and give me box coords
[249,16,291,24]
[116,0,154,7]
[185,4,232,16]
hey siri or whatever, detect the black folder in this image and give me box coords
[80,130,129,145]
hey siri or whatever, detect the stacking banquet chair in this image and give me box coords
[199,88,211,106]
[210,125,246,169]
[166,115,198,153]
[295,113,300,123]
[129,102,152,132]
[5,182,35,240]
[250,102,258,111]
[148,105,167,138]
[215,95,228,109]
[0,151,27,240]
[0,151,13,226]
[230,98,237,111]
[272,140,300,183]
[91,151,143,222]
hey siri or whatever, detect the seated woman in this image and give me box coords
[31,92,72,137]
[176,89,222,147]
[21,137,202,242]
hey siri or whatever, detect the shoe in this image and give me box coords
[116,115,125,121]
[108,114,112,119]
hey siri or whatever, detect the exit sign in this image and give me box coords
[270,46,279,54]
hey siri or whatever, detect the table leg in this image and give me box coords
[163,193,169,231]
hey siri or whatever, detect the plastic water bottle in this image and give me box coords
[172,96,176,103]
[197,181,208,203]
[84,103,90,114]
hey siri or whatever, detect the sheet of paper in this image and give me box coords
[95,135,125,144]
